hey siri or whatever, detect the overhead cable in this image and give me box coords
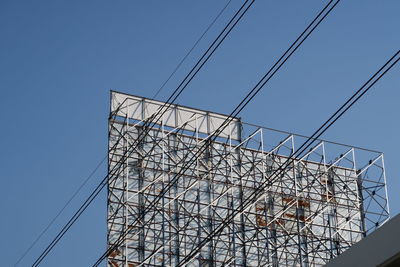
[31,1,254,266]
[178,49,400,266]
[92,1,340,266]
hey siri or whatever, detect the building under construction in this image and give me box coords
[107,91,389,266]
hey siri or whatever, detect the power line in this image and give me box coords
[31,1,254,266]
[92,1,256,265]
[92,1,340,265]
[17,2,233,265]
[178,49,400,266]
[153,0,232,99]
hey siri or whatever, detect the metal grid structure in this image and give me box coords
[107,91,390,267]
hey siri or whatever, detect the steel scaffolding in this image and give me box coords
[107,91,390,267]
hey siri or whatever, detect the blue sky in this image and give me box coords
[1,1,399,266]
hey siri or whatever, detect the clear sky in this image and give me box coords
[1,1,399,266]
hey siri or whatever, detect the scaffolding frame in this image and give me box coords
[107,91,390,267]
